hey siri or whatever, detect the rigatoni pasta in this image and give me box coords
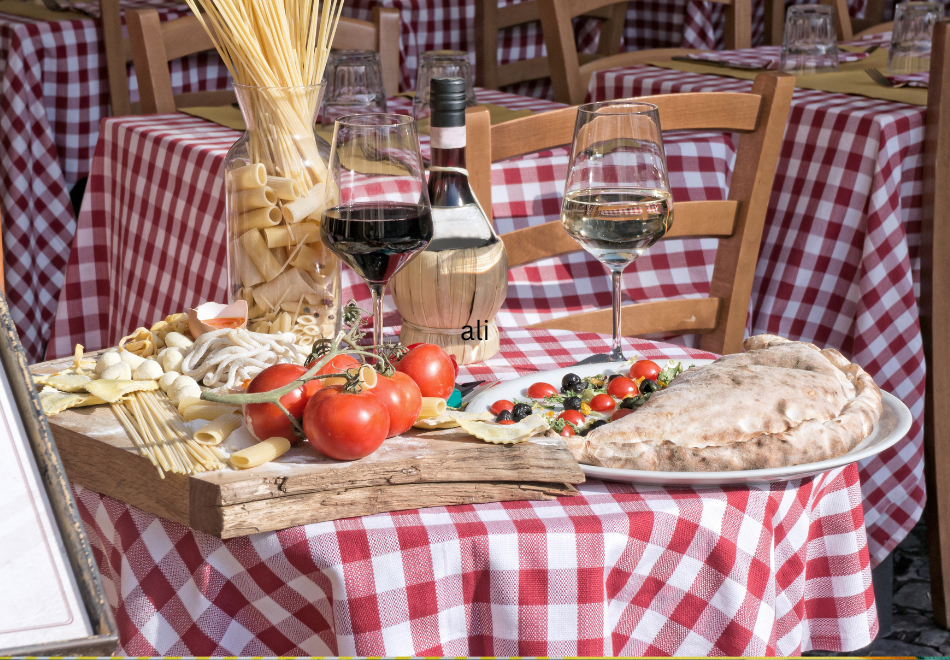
[194,414,243,445]
[418,397,448,419]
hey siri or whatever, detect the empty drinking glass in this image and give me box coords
[322,50,387,127]
[888,2,945,74]
[412,51,477,119]
[779,5,840,73]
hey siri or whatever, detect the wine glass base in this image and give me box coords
[606,346,626,362]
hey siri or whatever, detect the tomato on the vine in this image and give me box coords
[303,386,390,460]
[589,393,616,412]
[629,359,661,382]
[490,400,514,416]
[369,372,422,438]
[396,344,456,399]
[315,354,361,387]
[611,408,634,422]
[526,382,558,399]
[558,409,585,426]
[244,364,321,445]
[607,376,639,399]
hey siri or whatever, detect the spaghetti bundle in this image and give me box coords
[183,0,344,188]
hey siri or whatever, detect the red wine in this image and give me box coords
[321,202,433,283]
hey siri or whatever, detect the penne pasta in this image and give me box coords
[263,222,321,248]
[232,186,278,211]
[230,437,291,469]
[180,399,241,421]
[241,229,283,281]
[194,414,243,445]
[290,243,321,270]
[281,183,326,223]
[418,397,448,419]
[266,175,302,201]
[230,163,267,190]
[234,206,281,232]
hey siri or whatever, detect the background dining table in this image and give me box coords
[71,328,878,656]
[0,0,231,362]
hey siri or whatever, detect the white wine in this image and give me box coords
[561,188,673,267]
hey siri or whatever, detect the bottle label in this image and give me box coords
[430,126,466,150]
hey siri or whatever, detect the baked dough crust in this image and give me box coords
[568,334,883,472]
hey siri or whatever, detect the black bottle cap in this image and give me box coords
[430,77,466,128]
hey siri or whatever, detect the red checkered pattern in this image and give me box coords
[0,1,231,361]
[888,72,930,88]
[589,65,926,566]
[684,46,869,69]
[70,328,877,656]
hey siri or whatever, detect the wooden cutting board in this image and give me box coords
[32,356,583,538]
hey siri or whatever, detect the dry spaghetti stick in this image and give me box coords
[133,395,184,473]
[124,397,172,472]
[111,402,165,478]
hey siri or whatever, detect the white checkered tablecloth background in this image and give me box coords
[0,1,232,362]
[71,328,878,656]
[590,65,926,566]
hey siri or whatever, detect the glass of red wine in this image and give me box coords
[322,114,434,352]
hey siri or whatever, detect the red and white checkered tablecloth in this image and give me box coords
[71,328,878,656]
[0,0,231,362]
[588,65,926,567]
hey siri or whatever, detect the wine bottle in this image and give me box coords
[425,77,496,251]
[388,77,509,364]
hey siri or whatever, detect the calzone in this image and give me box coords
[568,334,883,472]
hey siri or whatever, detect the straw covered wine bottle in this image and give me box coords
[390,77,508,364]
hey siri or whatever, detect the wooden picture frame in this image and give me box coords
[0,293,118,656]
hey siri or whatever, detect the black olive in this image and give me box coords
[512,403,532,421]
[607,374,623,383]
[495,409,513,422]
[587,420,608,433]
[619,396,637,410]
[561,372,581,389]
[563,396,582,411]
[639,378,659,394]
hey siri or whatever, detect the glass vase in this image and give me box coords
[224,83,342,349]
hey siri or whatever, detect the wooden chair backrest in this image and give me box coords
[122,7,401,115]
[474,0,626,91]
[538,0,752,104]
[466,72,794,354]
[921,20,950,629]
[819,0,854,42]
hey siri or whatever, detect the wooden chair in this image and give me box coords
[538,0,753,104]
[922,20,950,630]
[819,0,854,42]
[474,0,628,91]
[118,6,401,115]
[465,73,794,355]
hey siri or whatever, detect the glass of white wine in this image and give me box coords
[561,101,672,361]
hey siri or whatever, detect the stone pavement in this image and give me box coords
[807,519,950,657]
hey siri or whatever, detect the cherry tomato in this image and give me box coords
[369,372,422,438]
[559,425,575,436]
[244,364,321,445]
[396,344,456,399]
[607,376,639,399]
[611,408,634,422]
[629,359,662,382]
[558,409,586,426]
[303,386,390,460]
[490,400,515,416]
[497,420,516,425]
[589,393,616,412]
[527,382,558,399]
[316,354,362,387]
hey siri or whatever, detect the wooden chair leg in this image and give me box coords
[763,0,785,45]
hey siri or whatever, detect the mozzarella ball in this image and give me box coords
[119,350,146,369]
[95,351,121,375]
[133,359,164,381]
[161,348,184,373]
[158,371,180,393]
[101,361,132,381]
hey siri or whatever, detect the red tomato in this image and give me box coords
[559,425,575,436]
[316,354,361,387]
[629,359,662,382]
[607,376,639,399]
[526,382,558,399]
[396,344,456,399]
[369,372,422,438]
[244,364,321,445]
[490,400,515,416]
[497,420,516,425]
[589,393,616,412]
[303,386,390,460]
[558,409,586,426]
[611,408,634,422]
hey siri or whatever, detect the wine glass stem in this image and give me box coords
[369,282,385,355]
[609,268,624,362]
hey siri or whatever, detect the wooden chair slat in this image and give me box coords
[502,222,579,268]
[923,20,950,629]
[666,201,739,238]
[496,0,540,28]
[172,90,238,108]
[496,58,551,87]
[819,0,854,42]
[527,297,722,335]
[628,92,763,132]
[491,105,578,161]
[128,9,177,115]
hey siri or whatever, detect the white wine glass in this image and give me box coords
[561,101,672,362]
